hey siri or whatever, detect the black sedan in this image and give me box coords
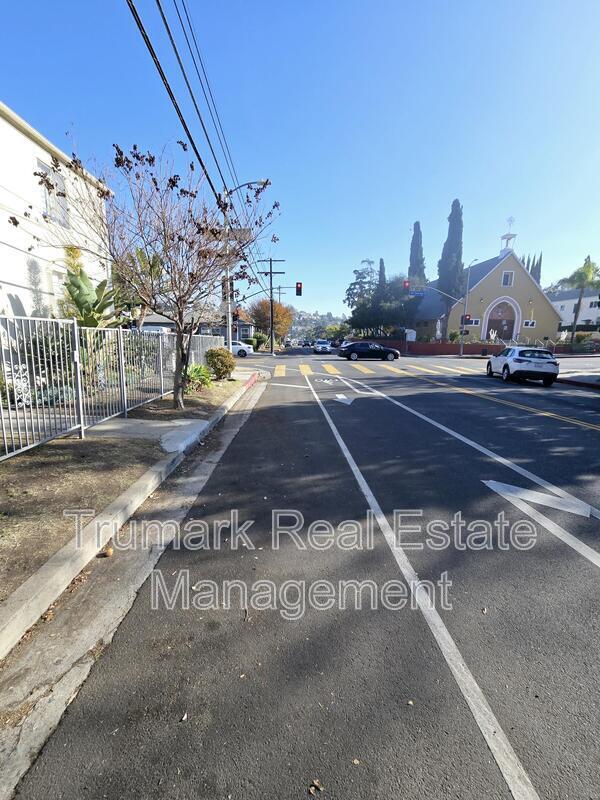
[338,341,400,361]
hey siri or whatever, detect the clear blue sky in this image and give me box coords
[2,0,599,315]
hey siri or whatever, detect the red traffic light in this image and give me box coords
[402,279,410,290]
[295,281,303,296]
[461,313,472,325]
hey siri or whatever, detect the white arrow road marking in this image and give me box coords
[337,375,378,396]
[334,393,354,405]
[335,374,600,520]
[305,375,540,800]
[485,483,600,571]
[483,481,591,518]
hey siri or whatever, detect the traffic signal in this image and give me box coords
[402,279,410,291]
[460,314,472,325]
[295,281,303,296]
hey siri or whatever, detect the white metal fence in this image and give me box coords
[0,315,223,460]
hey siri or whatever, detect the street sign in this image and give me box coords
[409,290,425,297]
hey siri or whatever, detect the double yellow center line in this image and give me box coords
[398,364,600,433]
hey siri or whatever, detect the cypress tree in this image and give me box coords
[531,252,542,284]
[378,258,386,290]
[437,199,463,337]
[408,221,426,284]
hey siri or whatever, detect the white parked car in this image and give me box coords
[227,340,253,358]
[313,339,332,354]
[487,346,559,387]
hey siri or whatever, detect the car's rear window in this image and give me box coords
[518,350,553,359]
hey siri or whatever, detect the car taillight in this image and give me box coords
[513,358,529,363]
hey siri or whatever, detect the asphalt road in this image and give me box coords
[15,350,600,799]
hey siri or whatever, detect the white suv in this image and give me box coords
[227,341,253,358]
[487,346,559,387]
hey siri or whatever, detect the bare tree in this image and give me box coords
[27,144,278,408]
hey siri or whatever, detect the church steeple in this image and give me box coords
[500,216,517,254]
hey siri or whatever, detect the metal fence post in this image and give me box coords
[117,328,128,417]
[159,333,165,396]
[71,318,86,438]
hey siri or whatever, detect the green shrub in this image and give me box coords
[448,330,460,343]
[185,363,212,393]
[243,337,257,348]
[206,347,236,380]
[575,332,591,344]
[253,332,268,351]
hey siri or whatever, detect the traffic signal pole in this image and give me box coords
[459,259,477,357]
[459,266,472,357]
[258,258,286,355]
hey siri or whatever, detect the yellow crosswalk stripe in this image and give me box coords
[323,363,341,375]
[432,364,469,375]
[299,364,313,375]
[273,364,286,378]
[380,364,407,374]
[403,363,443,375]
[350,363,376,374]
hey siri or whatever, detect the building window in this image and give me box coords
[501,271,514,287]
[589,300,599,308]
[559,304,565,311]
[523,320,536,328]
[37,159,69,228]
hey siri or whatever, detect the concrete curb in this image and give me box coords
[556,376,600,390]
[0,372,259,662]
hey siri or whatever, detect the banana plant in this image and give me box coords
[64,267,124,328]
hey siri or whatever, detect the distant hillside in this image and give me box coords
[289,308,347,338]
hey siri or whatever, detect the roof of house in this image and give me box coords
[546,287,599,302]
[0,101,106,191]
[414,255,506,321]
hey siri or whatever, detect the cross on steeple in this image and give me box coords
[500,217,517,253]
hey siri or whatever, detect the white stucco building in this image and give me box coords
[0,101,109,318]
[546,288,600,327]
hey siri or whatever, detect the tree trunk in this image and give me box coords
[135,303,149,330]
[173,327,186,409]
[570,286,584,345]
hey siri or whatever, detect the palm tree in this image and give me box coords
[564,256,600,344]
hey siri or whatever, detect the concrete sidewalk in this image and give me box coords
[556,371,600,389]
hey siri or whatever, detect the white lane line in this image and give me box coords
[305,375,539,800]
[337,375,600,520]
[270,383,311,390]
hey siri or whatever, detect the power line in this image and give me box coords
[124,0,220,200]
[157,0,269,297]
[125,0,270,298]
[171,0,270,297]
[127,0,268,304]
[153,0,230,192]
[172,0,238,186]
